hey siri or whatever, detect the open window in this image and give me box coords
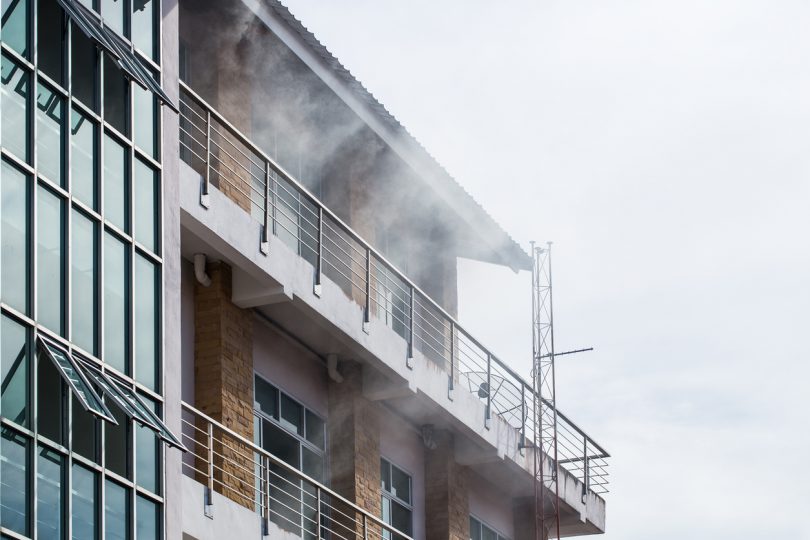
[55,0,177,111]
[35,335,185,451]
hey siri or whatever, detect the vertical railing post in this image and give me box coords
[201,109,211,208]
[260,160,270,254]
[205,422,214,517]
[485,352,491,429]
[582,438,590,502]
[519,384,527,453]
[362,514,368,540]
[406,286,414,368]
[315,486,322,540]
[262,455,270,535]
[448,321,455,400]
[314,207,323,296]
[363,247,371,333]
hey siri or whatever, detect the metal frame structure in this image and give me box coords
[531,242,561,540]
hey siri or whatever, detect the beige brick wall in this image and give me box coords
[193,260,255,509]
[425,430,470,540]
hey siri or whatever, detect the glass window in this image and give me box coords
[133,157,157,251]
[37,447,63,540]
[37,344,64,444]
[381,459,412,539]
[1,315,28,426]
[0,428,29,536]
[279,392,303,436]
[134,254,157,389]
[71,25,97,109]
[104,479,128,540]
[132,78,155,158]
[131,0,153,59]
[37,0,64,84]
[1,56,30,162]
[136,496,158,540]
[103,134,127,231]
[37,184,65,334]
[103,231,128,373]
[1,160,30,314]
[72,464,97,540]
[36,83,64,185]
[71,109,98,209]
[391,465,410,504]
[301,445,322,483]
[72,394,99,462]
[135,395,159,494]
[254,376,278,419]
[101,0,124,37]
[104,402,128,478]
[103,55,128,135]
[305,409,324,450]
[72,209,98,354]
[1,0,28,57]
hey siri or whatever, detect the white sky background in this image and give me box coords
[282,1,810,538]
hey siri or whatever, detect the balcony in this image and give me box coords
[177,81,609,499]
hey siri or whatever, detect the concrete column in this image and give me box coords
[328,362,383,537]
[193,260,255,509]
[425,430,470,540]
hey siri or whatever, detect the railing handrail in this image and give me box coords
[179,80,609,470]
[181,401,414,539]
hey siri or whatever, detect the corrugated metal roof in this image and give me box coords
[264,0,532,271]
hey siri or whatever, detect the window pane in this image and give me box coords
[254,376,277,418]
[390,501,412,536]
[134,254,157,389]
[1,160,30,313]
[301,446,322,483]
[104,402,128,478]
[131,0,153,59]
[470,517,481,540]
[37,184,65,334]
[381,459,391,492]
[104,480,128,540]
[101,0,124,37]
[1,0,28,57]
[103,232,128,373]
[305,410,324,450]
[0,428,28,536]
[391,465,410,504]
[103,134,127,231]
[133,81,155,158]
[279,393,303,436]
[135,395,159,494]
[103,55,127,135]
[482,524,498,540]
[261,420,299,469]
[1,315,28,426]
[71,109,97,209]
[72,464,97,540]
[136,496,158,540]
[72,209,98,353]
[37,344,64,444]
[72,395,98,462]
[133,158,157,251]
[1,56,30,162]
[36,83,64,185]
[37,447,63,540]
[71,25,97,109]
[37,0,63,84]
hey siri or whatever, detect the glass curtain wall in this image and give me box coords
[1,0,164,537]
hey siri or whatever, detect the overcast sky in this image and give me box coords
[282,1,810,538]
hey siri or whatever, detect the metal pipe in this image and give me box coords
[194,253,212,287]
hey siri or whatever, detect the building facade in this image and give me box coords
[0,1,609,539]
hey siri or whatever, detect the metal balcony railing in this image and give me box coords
[181,403,412,540]
[178,81,609,496]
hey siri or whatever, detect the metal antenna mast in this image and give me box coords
[531,241,561,540]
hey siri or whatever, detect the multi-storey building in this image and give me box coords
[0,1,609,539]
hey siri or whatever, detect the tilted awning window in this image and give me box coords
[37,336,117,424]
[36,336,185,451]
[55,0,177,112]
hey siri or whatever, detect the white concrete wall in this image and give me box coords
[253,317,329,418]
[379,408,426,540]
[469,471,515,539]
[181,259,195,404]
